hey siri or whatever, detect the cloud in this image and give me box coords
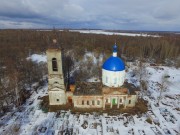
[0,0,180,31]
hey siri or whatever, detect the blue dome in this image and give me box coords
[102,56,125,71]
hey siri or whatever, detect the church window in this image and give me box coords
[52,58,58,71]
[106,76,108,83]
[87,101,89,105]
[120,99,122,103]
[97,100,100,105]
[92,100,95,105]
[82,100,84,105]
[129,100,131,104]
[106,99,108,103]
[114,78,117,84]
[57,99,59,102]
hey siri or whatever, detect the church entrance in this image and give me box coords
[68,97,72,104]
[112,98,116,105]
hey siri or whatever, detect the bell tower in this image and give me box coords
[46,39,66,105]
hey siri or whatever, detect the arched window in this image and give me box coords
[120,99,122,103]
[92,100,95,105]
[106,76,108,83]
[106,99,108,103]
[97,100,100,105]
[52,58,58,71]
[114,78,117,84]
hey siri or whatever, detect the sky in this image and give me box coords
[0,0,180,31]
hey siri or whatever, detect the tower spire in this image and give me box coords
[113,43,117,57]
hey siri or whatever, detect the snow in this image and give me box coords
[87,77,101,82]
[27,54,47,63]
[83,52,103,65]
[146,66,180,83]
[70,30,160,37]
[146,66,180,96]
[37,29,161,37]
[0,60,180,135]
[83,52,98,64]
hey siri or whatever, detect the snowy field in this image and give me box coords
[0,54,180,135]
[37,29,160,37]
[69,30,160,37]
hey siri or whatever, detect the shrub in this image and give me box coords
[146,118,152,124]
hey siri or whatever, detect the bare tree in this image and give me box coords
[135,61,149,97]
[158,73,169,104]
[9,70,21,106]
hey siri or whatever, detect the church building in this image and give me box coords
[47,40,138,110]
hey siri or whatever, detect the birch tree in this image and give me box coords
[135,61,149,97]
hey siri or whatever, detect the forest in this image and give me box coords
[0,29,179,115]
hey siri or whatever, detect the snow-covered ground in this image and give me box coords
[0,55,180,134]
[70,30,160,37]
[27,54,47,63]
[36,29,160,37]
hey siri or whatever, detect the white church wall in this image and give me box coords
[102,69,125,87]
[49,91,66,105]
[48,77,65,89]
[126,95,137,107]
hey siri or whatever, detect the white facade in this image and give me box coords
[102,69,125,87]
[49,90,66,105]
